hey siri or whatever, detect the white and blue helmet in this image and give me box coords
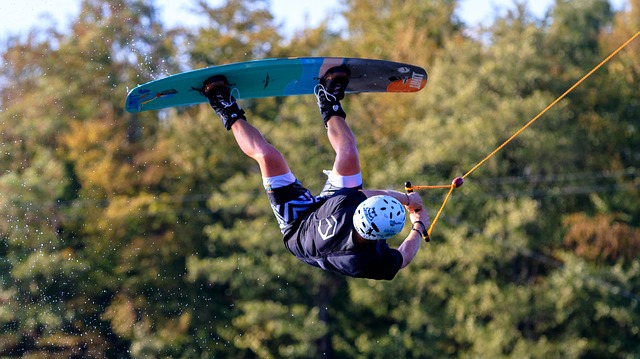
[353,195,406,240]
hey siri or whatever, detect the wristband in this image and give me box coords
[412,221,430,243]
[412,220,427,233]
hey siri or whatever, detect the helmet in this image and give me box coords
[353,195,406,240]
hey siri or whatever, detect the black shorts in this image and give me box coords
[264,170,362,234]
[266,180,321,233]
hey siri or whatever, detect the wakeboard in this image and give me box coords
[125,57,428,113]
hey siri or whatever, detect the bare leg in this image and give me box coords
[230,119,290,178]
[326,116,360,176]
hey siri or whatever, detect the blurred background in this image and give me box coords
[0,0,638,357]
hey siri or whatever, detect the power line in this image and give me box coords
[2,168,636,209]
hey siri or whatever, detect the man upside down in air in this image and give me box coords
[200,66,429,280]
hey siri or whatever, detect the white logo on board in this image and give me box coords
[410,72,424,90]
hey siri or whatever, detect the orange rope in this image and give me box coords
[408,30,640,241]
[426,184,455,238]
[408,184,452,190]
[463,30,640,180]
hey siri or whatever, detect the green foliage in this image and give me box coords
[1,0,638,357]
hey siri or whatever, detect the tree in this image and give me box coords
[1,0,638,357]
[0,0,182,355]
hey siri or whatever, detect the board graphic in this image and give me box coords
[125,57,428,113]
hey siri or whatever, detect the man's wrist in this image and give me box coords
[411,220,427,236]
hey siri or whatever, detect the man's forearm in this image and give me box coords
[399,229,421,268]
[360,189,409,205]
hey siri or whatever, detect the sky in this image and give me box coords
[0,0,630,40]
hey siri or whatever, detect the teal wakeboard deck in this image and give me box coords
[125,57,427,113]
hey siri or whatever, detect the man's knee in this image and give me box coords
[252,145,290,177]
[340,144,359,162]
[252,144,283,163]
